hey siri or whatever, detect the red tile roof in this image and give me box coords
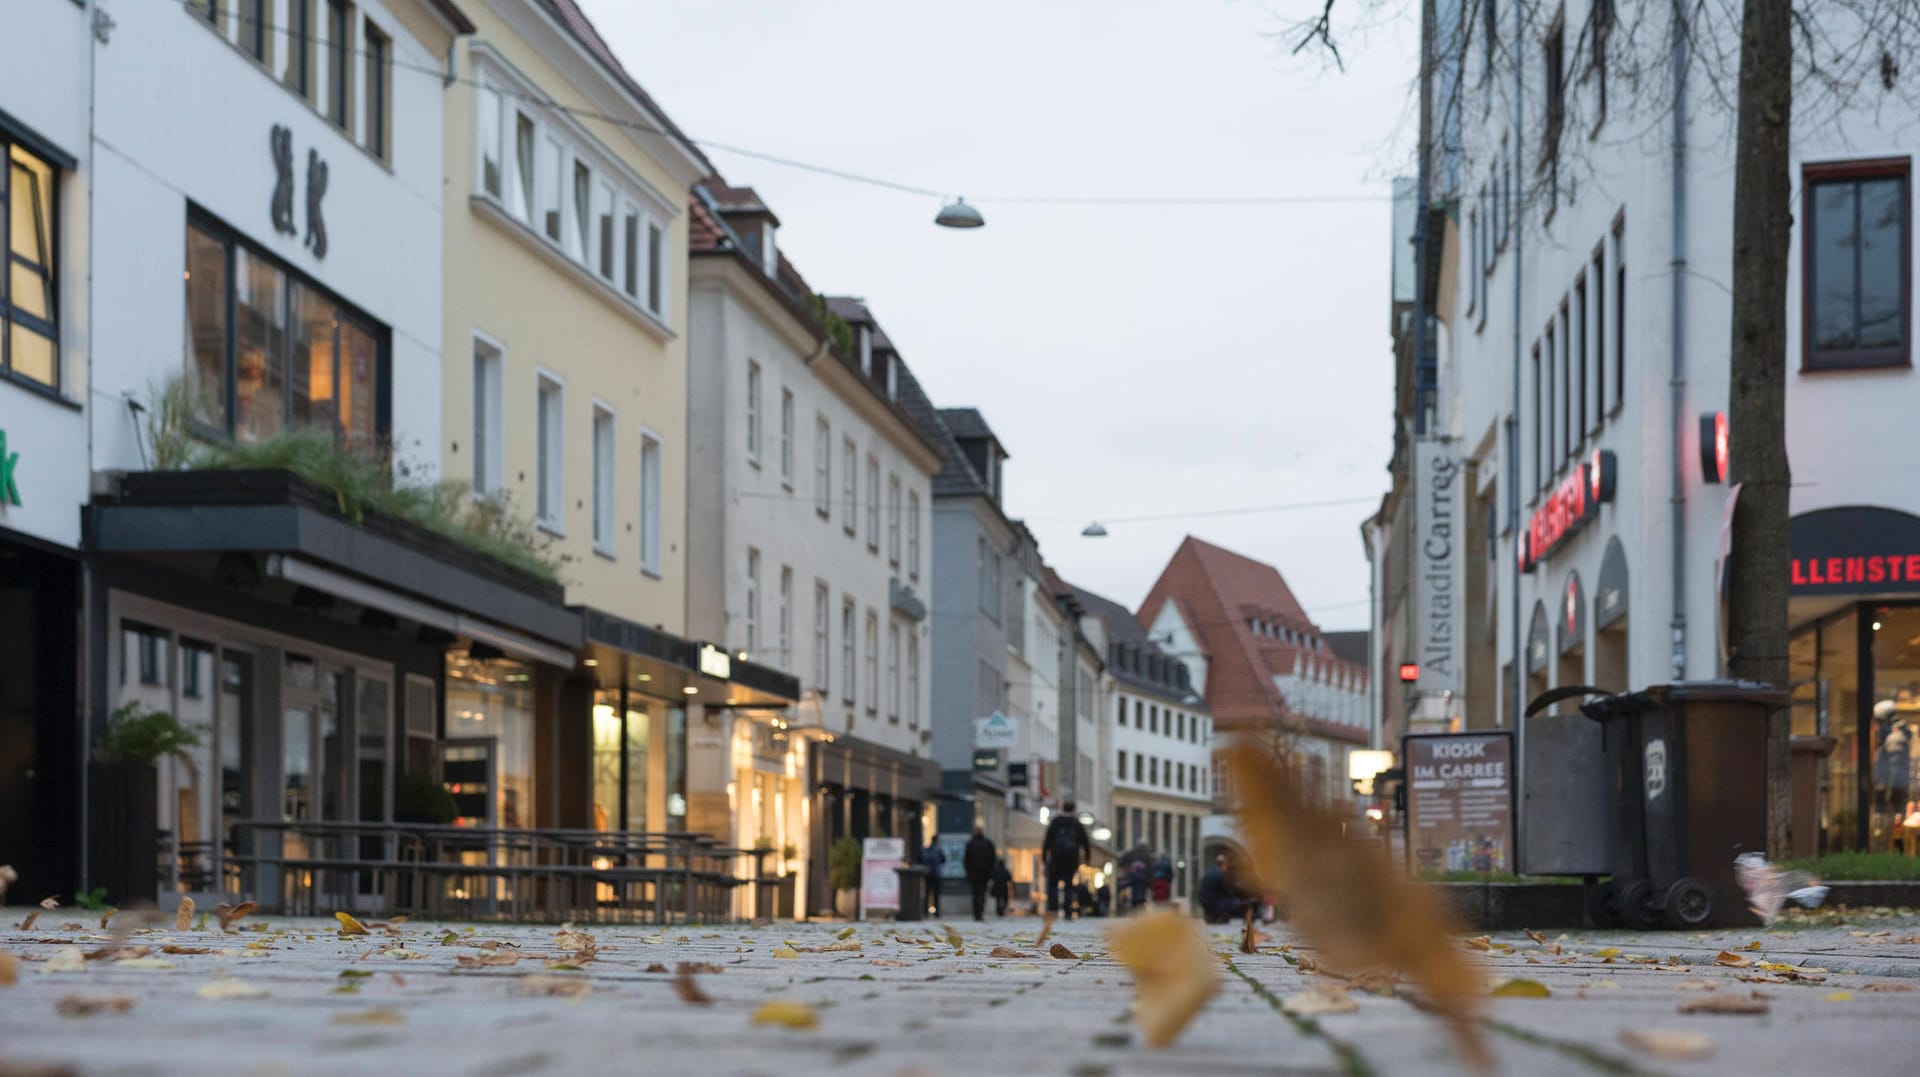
[1137,536,1367,744]
[688,196,727,253]
[539,0,712,175]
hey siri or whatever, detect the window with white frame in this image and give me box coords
[536,374,564,530]
[472,61,674,325]
[745,549,760,654]
[887,621,901,721]
[591,404,615,555]
[886,474,901,565]
[746,360,762,464]
[471,338,503,495]
[813,582,830,693]
[778,566,792,668]
[865,455,879,551]
[779,389,794,485]
[814,417,831,516]
[841,598,856,704]
[907,631,919,727]
[907,491,921,580]
[841,437,856,535]
[639,432,662,575]
[865,610,879,713]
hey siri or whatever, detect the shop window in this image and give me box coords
[184,214,386,451]
[4,140,61,391]
[1870,608,1920,851]
[591,691,648,832]
[1804,159,1910,370]
[445,652,534,828]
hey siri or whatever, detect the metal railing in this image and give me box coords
[225,820,777,924]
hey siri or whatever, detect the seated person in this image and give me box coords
[1197,854,1253,924]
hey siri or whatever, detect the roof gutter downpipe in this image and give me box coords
[1669,3,1690,680]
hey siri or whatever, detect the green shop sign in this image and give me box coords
[0,429,19,507]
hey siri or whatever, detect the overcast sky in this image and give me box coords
[581,0,1418,630]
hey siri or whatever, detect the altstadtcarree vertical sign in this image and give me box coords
[1411,438,1462,694]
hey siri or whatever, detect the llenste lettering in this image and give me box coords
[1791,554,1920,588]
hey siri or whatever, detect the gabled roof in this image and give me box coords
[1137,536,1366,742]
[539,0,713,175]
[1070,582,1205,705]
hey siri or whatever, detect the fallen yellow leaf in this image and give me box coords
[1742,940,1762,951]
[1593,947,1622,959]
[1824,991,1853,1002]
[773,947,801,959]
[751,999,819,1029]
[1283,984,1359,1016]
[1714,950,1751,967]
[332,1009,405,1025]
[1463,935,1493,952]
[836,926,856,940]
[1490,978,1552,998]
[1109,910,1220,1049]
[1620,1028,1713,1061]
[335,912,370,936]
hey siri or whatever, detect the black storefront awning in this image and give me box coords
[811,733,942,800]
[87,469,580,664]
[580,607,799,706]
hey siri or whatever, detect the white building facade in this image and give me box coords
[1428,0,1920,856]
[686,225,942,915]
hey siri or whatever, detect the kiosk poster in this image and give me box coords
[859,837,906,916]
[1403,732,1514,875]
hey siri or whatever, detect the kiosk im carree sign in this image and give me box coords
[1402,732,1516,875]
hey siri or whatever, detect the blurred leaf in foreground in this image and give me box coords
[1108,910,1219,1049]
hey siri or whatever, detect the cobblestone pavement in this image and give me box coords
[2,906,1919,1075]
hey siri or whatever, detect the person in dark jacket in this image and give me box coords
[962,826,997,922]
[1123,860,1151,911]
[1197,853,1251,924]
[921,839,947,916]
[989,857,1013,916]
[1040,799,1092,919]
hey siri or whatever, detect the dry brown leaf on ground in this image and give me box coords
[39,897,59,910]
[1620,1028,1714,1061]
[1523,929,1547,945]
[553,928,595,952]
[1677,978,1719,992]
[1035,914,1056,948]
[673,966,712,1006]
[0,951,18,986]
[19,912,41,931]
[1109,910,1220,1049]
[160,945,210,956]
[517,975,589,999]
[643,963,669,974]
[1342,970,1398,997]
[1678,993,1770,1015]
[214,902,256,932]
[175,898,194,932]
[871,958,913,967]
[1283,984,1359,1016]
[751,1000,819,1029]
[1226,740,1487,1069]
[1714,950,1751,967]
[56,995,133,1017]
[1861,981,1917,993]
[821,941,862,953]
[1462,936,1493,952]
[677,962,724,975]
[988,947,1030,959]
[96,909,114,931]
[1048,943,1078,960]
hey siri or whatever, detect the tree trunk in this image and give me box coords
[1723,0,1794,858]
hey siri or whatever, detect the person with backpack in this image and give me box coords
[1040,799,1092,919]
[962,826,997,922]
[1150,853,1174,905]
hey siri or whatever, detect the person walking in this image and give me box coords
[962,826,997,922]
[1040,799,1092,919]
[989,857,1012,917]
[921,838,947,917]
[1123,859,1151,912]
[1150,853,1174,905]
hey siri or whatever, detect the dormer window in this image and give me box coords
[858,326,872,376]
[760,223,777,277]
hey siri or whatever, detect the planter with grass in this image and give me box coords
[1781,852,1920,909]
[828,837,863,918]
[89,703,201,907]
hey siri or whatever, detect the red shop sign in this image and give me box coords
[1520,450,1617,573]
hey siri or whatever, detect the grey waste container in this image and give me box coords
[1579,681,1787,929]
[894,865,928,922]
